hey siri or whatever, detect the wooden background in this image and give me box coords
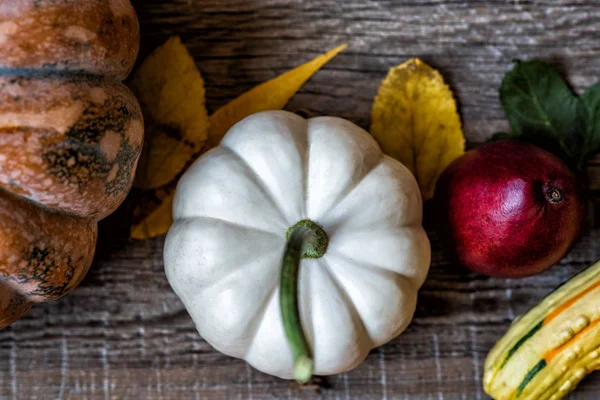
[3,0,600,399]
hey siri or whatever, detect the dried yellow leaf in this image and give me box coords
[130,44,347,239]
[206,44,347,148]
[130,36,209,190]
[130,192,175,240]
[371,58,465,200]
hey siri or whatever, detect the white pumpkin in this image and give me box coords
[164,110,431,381]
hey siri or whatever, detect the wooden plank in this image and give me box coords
[3,0,600,399]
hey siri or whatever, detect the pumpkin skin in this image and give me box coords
[0,0,139,79]
[0,76,143,218]
[164,111,431,379]
[0,0,142,329]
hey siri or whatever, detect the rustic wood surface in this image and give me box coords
[3,0,600,399]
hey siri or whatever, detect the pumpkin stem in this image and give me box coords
[281,220,328,383]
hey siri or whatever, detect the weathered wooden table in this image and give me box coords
[2,1,600,399]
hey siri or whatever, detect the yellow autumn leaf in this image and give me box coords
[371,58,465,200]
[131,44,347,239]
[130,36,209,190]
[131,192,175,240]
[206,44,347,148]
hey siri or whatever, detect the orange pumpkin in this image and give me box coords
[0,0,143,328]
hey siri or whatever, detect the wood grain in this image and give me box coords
[3,0,600,399]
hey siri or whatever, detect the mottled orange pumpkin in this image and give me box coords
[0,0,143,329]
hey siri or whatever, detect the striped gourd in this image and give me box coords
[484,260,600,399]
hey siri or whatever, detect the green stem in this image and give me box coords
[280,220,328,384]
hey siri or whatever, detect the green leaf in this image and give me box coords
[579,82,600,162]
[499,61,580,163]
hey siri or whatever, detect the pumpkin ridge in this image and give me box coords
[315,154,384,220]
[0,68,124,82]
[319,257,374,349]
[243,284,279,360]
[221,144,291,225]
[185,215,283,238]
[326,248,414,290]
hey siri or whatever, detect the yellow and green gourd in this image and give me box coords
[485,260,600,399]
